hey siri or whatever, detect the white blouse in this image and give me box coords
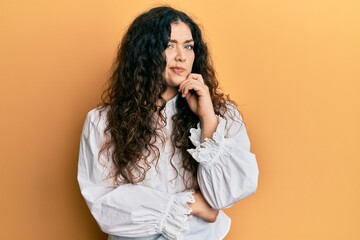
[77,95,259,240]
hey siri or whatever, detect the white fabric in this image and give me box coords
[77,95,259,240]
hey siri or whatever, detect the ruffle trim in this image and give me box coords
[187,116,226,166]
[159,191,195,240]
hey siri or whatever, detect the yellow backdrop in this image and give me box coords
[1,0,359,239]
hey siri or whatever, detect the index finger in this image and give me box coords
[187,73,204,83]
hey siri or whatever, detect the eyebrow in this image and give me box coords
[169,39,194,43]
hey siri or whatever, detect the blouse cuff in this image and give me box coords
[158,191,195,240]
[187,116,226,166]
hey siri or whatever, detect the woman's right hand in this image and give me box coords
[188,191,219,223]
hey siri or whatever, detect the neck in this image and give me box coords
[162,86,178,102]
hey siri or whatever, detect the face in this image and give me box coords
[163,21,195,99]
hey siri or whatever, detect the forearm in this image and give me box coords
[80,182,195,238]
[199,113,218,142]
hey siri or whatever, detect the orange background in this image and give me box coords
[1,0,359,239]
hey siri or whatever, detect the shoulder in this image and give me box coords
[219,101,245,137]
[83,106,109,134]
[221,101,243,122]
[86,106,108,123]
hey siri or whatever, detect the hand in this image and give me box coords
[188,191,219,223]
[178,74,218,142]
[178,73,215,120]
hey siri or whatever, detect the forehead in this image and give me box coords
[169,21,193,40]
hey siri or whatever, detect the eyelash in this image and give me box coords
[166,44,194,50]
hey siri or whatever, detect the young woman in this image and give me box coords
[78,6,259,240]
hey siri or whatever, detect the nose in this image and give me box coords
[175,48,186,62]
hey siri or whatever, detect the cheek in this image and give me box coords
[188,53,195,68]
[165,50,175,62]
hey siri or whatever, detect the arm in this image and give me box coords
[187,105,259,210]
[77,109,194,239]
[178,74,259,210]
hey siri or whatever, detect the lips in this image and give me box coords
[170,66,186,74]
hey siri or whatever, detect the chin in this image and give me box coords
[166,76,186,87]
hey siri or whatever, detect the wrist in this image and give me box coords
[187,192,199,215]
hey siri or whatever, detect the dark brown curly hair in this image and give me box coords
[100,6,237,190]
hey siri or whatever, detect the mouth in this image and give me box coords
[170,66,186,74]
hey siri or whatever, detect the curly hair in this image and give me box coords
[100,6,237,190]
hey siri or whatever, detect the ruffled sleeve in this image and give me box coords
[77,109,194,239]
[187,105,259,210]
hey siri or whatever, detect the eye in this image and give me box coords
[184,45,194,50]
[166,44,174,49]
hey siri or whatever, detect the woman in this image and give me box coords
[78,6,259,240]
